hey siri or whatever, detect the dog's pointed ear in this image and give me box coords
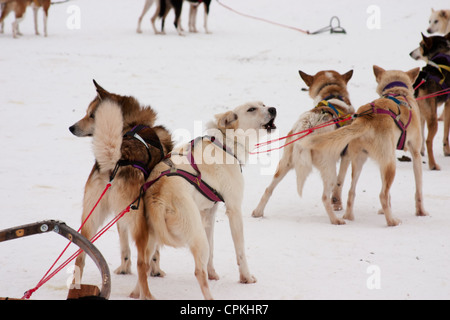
[93,80,110,100]
[406,67,421,84]
[342,70,353,83]
[421,33,433,48]
[440,10,448,19]
[215,111,238,130]
[298,70,314,87]
[373,65,385,82]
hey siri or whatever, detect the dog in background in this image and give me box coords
[427,9,450,35]
[252,69,354,225]
[304,66,429,226]
[131,102,276,299]
[0,0,50,38]
[70,81,169,279]
[136,0,211,35]
[410,33,450,170]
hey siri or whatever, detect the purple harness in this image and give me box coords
[370,87,412,150]
[138,136,240,205]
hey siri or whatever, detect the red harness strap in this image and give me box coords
[370,95,412,150]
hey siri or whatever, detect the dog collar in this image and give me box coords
[383,81,408,91]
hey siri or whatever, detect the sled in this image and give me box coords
[0,220,111,300]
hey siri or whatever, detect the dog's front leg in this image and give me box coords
[202,205,220,280]
[225,206,256,284]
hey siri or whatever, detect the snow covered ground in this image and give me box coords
[0,0,449,300]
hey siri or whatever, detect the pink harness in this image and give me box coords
[370,94,412,150]
[135,136,240,207]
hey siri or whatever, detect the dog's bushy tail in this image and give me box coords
[302,119,370,159]
[92,100,123,173]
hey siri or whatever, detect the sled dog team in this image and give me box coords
[68,33,450,300]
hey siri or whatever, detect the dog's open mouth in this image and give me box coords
[263,118,277,132]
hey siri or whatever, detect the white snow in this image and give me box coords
[0,0,449,300]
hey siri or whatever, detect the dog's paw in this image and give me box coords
[114,265,132,275]
[429,162,441,170]
[342,212,354,221]
[150,268,166,277]
[251,209,264,218]
[208,270,220,281]
[331,217,346,225]
[416,209,429,217]
[386,217,401,227]
[240,274,257,284]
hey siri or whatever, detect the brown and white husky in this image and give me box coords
[252,69,354,225]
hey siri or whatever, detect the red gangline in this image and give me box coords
[251,115,352,155]
[22,183,113,299]
[216,0,310,34]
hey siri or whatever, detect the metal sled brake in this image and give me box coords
[0,220,111,300]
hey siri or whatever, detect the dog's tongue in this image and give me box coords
[265,119,276,131]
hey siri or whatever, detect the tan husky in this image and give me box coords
[252,69,354,225]
[304,66,429,226]
[130,101,277,299]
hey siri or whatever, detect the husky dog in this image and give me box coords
[410,33,450,170]
[137,0,211,35]
[252,70,354,225]
[70,81,170,278]
[427,9,450,35]
[0,0,50,38]
[304,66,429,226]
[131,102,276,299]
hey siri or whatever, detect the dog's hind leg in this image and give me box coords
[151,0,163,34]
[252,143,294,218]
[173,0,184,36]
[422,99,440,170]
[137,0,154,33]
[332,151,350,211]
[149,247,165,277]
[379,159,400,226]
[408,141,429,217]
[317,159,345,225]
[188,3,198,32]
[190,231,213,300]
[443,100,450,156]
[343,148,367,222]
[32,2,40,35]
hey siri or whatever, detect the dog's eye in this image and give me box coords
[247,107,256,112]
[434,20,438,24]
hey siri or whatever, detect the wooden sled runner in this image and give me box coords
[0,220,111,300]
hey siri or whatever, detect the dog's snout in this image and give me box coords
[268,107,276,116]
[69,125,75,133]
